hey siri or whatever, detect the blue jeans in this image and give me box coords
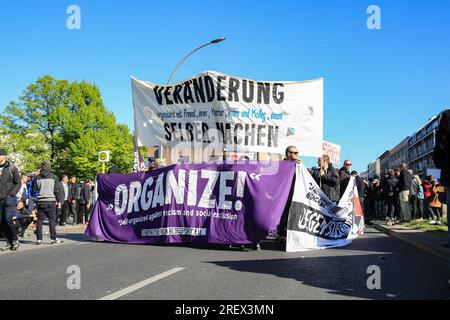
[0,196,19,243]
[36,202,57,241]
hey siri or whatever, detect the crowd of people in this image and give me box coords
[0,150,96,252]
[363,164,448,225]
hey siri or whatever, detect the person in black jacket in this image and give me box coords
[383,169,399,221]
[32,161,63,245]
[68,175,80,225]
[0,149,21,251]
[312,155,340,203]
[78,179,92,225]
[339,160,353,199]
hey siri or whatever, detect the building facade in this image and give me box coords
[388,137,409,170]
[368,159,381,179]
[379,151,390,177]
[407,112,442,175]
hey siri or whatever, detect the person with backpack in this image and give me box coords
[0,149,21,251]
[408,170,420,219]
[415,176,425,220]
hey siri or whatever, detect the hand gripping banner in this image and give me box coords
[87,161,296,244]
[286,164,365,252]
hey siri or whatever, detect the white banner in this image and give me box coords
[286,164,364,252]
[322,141,341,166]
[132,71,323,156]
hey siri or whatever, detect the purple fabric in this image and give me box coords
[86,161,295,244]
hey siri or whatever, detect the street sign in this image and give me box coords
[98,151,110,163]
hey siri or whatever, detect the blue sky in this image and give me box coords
[1,0,449,172]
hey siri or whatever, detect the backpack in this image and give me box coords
[410,179,419,196]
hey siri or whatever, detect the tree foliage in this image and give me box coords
[1,75,134,179]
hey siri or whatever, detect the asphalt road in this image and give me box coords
[0,226,449,300]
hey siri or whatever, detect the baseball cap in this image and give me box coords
[0,149,7,156]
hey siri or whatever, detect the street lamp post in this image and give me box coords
[167,37,226,85]
[161,37,226,163]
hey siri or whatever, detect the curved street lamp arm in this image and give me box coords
[166,42,213,85]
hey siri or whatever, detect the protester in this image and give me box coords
[0,149,21,251]
[372,178,385,220]
[78,179,92,225]
[396,163,413,222]
[283,146,302,164]
[383,169,399,222]
[68,175,80,225]
[339,160,352,199]
[32,161,64,245]
[408,170,420,219]
[428,181,443,225]
[16,175,29,202]
[14,199,36,238]
[276,146,300,243]
[58,175,69,226]
[414,175,425,220]
[311,155,340,203]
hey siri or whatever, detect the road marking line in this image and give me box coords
[98,267,185,300]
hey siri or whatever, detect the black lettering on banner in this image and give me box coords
[257,124,266,146]
[164,123,172,141]
[287,202,351,240]
[228,77,240,101]
[242,79,254,103]
[164,86,173,105]
[224,123,232,144]
[170,123,178,141]
[183,81,195,104]
[173,84,183,104]
[204,75,215,102]
[234,123,243,145]
[154,86,164,105]
[257,82,271,104]
[216,122,224,143]
[217,76,227,101]
[192,77,206,103]
[177,123,184,141]
[268,126,279,147]
[202,123,210,143]
[273,83,284,104]
[185,122,194,142]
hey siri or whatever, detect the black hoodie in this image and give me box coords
[0,161,21,201]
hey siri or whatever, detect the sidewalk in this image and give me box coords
[368,220,450,262]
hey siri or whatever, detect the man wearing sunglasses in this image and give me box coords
[339,160,353,199]
[277,146,302,243]
[284,146,302,164]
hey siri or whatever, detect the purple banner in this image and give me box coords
[86,161,295,244]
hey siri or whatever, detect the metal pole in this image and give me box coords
[167,37,225,85]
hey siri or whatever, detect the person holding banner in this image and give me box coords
[277,146,301,242]
[283,146,302,164]
[311,155,340,204]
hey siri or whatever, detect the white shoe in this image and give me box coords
[429,220,436,225]
[437,221,443,225]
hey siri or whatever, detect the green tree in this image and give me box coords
[1,75,134,178]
